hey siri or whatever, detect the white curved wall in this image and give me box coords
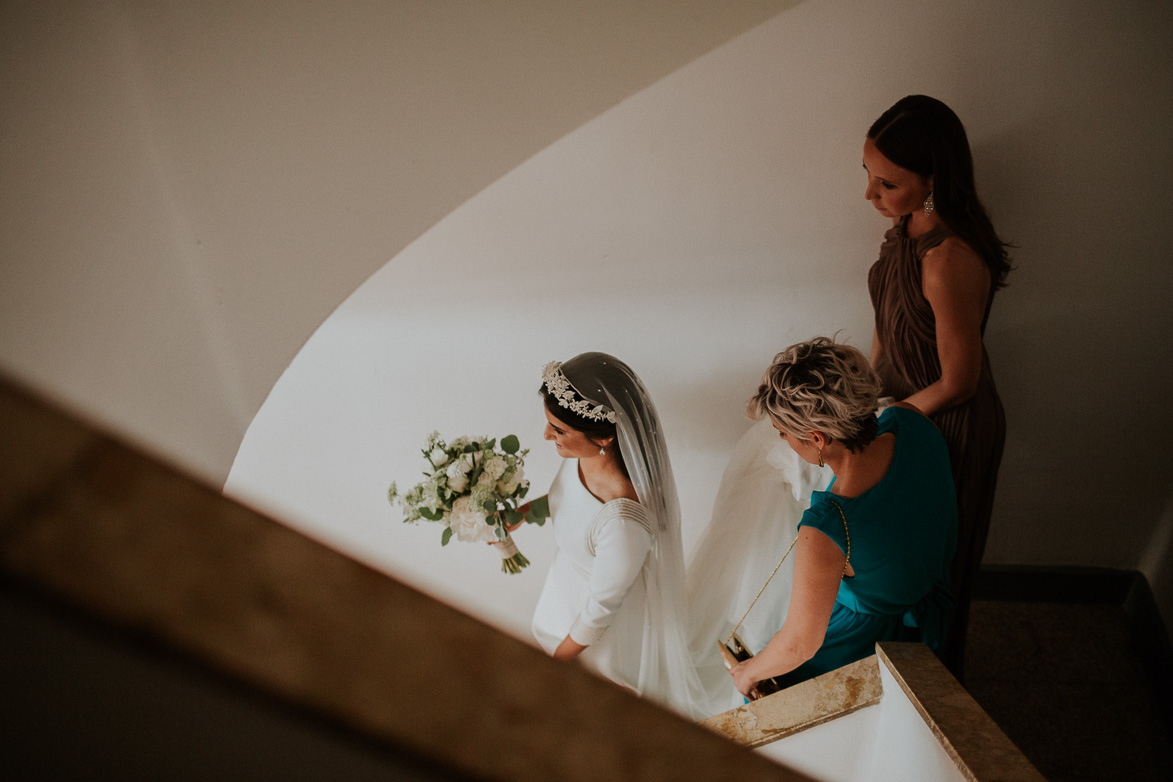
[224,0,882,635]
[225,0,1173,637]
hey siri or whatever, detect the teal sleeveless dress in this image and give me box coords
[773,406,957,688]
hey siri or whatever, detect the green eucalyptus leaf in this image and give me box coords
[527,496,551,522]
[441,527,453,546]
[501,435,520,454]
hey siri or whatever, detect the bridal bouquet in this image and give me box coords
[388,431,549,574]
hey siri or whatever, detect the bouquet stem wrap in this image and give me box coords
[495,536,519,559]
[495,533,531,574]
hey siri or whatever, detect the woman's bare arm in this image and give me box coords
[902,238,989,417]
[731,526,845,696]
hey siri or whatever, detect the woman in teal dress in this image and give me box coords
[730,337,957,697]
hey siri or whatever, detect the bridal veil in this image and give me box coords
[558,353,715,718]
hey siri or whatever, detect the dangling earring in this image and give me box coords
[923,190,935,217]
[817,446,824,468]
[599,447,606,456]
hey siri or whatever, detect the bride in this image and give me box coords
[523,352,713,718]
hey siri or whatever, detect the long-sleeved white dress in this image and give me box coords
[531,459,654,694]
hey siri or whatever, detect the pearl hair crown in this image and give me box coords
[542,361,617,424]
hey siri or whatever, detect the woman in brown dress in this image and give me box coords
[863,95,1011,680]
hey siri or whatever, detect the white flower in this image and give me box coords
[482,455,506,482]
[429,446,449,467]
[446,457,472,492]
[497,465,523,496]
[448,497,495,543]
[421,482,443,513]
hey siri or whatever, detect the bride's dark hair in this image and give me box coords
[869,95,1013,289]
[541,386,629,478]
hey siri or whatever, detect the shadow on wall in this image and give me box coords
[969,96,1173,572]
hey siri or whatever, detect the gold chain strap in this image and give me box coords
[827,498,851,574]
[723,534,799,646]
[723,498,852,646]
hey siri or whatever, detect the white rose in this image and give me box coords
[446,458,472,493]
[448,496,496,543]
[429,446,449,467]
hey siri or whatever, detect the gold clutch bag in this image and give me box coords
[718,633,782,699]
[718,632,753,669]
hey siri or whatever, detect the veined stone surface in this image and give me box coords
[701,654,882,747]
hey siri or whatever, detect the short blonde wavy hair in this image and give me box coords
[747,337,884,453]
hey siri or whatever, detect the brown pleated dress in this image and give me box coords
[867,217,1006,680]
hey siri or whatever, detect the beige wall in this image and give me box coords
[0,0,790,482]
[3,1,1172,627]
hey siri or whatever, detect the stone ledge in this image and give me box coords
[701,654,881,748]
[877,643,1045,782]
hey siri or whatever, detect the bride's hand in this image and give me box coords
[504,502,531,532]
[486,508,523,545]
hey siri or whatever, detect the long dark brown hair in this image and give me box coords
[869,95,1012,289]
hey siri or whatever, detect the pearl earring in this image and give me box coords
[923,190,935,217]
[599,447,606,455]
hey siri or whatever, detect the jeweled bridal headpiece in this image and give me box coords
[542,361,617,423]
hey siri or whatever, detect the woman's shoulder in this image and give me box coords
[922,234,981,262]
[798,492,850,550]
[878,403,920,426]
[588,499,653,554]
[880,404,940,438]
[800,491,843,528]
[596,498,653,533]
[880,406,951,469]
[921,236,989,290]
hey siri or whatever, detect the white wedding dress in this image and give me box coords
[531,459,656,697]
[687,417,833,713]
